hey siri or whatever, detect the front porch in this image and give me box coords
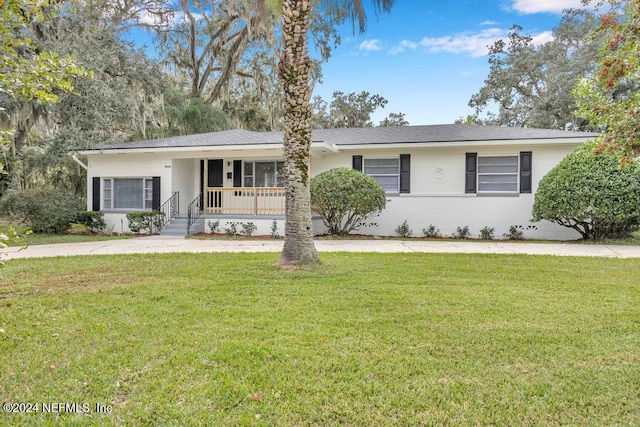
[204,186,285,215]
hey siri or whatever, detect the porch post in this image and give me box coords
[203,159,208,212]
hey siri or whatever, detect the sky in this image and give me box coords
[310,0,594,126]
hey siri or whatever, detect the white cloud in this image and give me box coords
[510,0,586,14]
[400,27,555,58]
[389,40,419,54]
[531,30,554,46]
[419,28,507,58]
[358,39,382,51]
[480,20,499,26]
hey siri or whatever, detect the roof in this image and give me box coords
[79,124,596,152]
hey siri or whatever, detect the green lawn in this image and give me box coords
[0,224,132,246]
[1,253,639,425]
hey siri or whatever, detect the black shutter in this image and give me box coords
[399,154,410,193]
[520,151,532,193]
[233,160,242,187]
[92,177,100,211]
[352,155,363,172]
[465,153,477,194]
[152,176,161,210]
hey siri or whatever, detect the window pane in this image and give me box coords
[364,158,400,175]
[144,179,153,209]
[256,162,276,187]
[103,179,112,209]
[478,156,518,174]
[244,161,253,176]
[276,162,284,187]
[114,179,143,209]
[372,176,399,192]
[477,156,518,193]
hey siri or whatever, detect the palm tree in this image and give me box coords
[276,0,395,265]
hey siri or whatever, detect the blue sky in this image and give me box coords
[311,0,593,125]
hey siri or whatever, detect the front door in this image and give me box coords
[208,159,223,210]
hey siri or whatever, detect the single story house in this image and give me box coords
[75,124,595,239]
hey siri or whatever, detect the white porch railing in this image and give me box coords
[205,187,285,215]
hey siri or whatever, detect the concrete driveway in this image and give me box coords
[2,235,640,259]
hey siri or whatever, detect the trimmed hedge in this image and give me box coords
[310,168,387,235]
[533,143,640,240]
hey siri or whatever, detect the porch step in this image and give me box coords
[159,216,204,236]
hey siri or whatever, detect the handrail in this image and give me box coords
[186,192,203,236]
[157,191,179,230]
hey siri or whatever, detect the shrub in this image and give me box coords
[75,211,106,233]
[241,222,257,237]
[533,143,640,240]
[271,219,280,239]
[223,222,238,237]
[422,224,441,238]
[310,168,386,235]
[453,226,471,239]
[126,211,165,234]
[395,220,412,238]
[503,225,524,240]
[208,220,220,234]
[479,226,495,240]
[0,188,84,234]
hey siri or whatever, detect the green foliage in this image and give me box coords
[0,0,88,107]
[533,143,640,240]
[310,168,387,235]
[479,226,495,240]
[0,226,28,268]
[503,225,525,240]
[422,224,441,238]
[182,98,234,134]
[74,211,106,233]
[311,91,391,129]
[379,112,409,127]
[271,219,281,239]
[240,222,257,237]
[0,188,84,234]
[224,222,238,237]
[468,10,600,129]
[395,220,413,238]
[126,211,165,235]
[453,226,471,239]
[573,0,640,157]
[207,220,220,234]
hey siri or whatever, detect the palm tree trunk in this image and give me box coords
[278,0,318,264]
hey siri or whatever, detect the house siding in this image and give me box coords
[83,134,585,239]
[312,142,581,240]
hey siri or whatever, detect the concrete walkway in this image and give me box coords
[2,235,640,259]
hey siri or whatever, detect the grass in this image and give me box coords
[1,253,639,425]
[0,224,132,246]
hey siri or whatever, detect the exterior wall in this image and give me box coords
[87,154,173,232]
[311,142,583,240]
[204,217,327,236]
[85,140,583,239]
[171,158,198,213]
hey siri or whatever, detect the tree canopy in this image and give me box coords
[466,9,601,129]
[573,0,640,157]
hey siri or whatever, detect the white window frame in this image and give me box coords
[477,155,519,194]
[102,178,154,210]
[243,161,284,187]
[363,157,400,193]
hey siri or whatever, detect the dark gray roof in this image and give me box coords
[84,124,595,151]
[312,124,595,145]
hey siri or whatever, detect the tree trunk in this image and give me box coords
[278,0,318,264]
